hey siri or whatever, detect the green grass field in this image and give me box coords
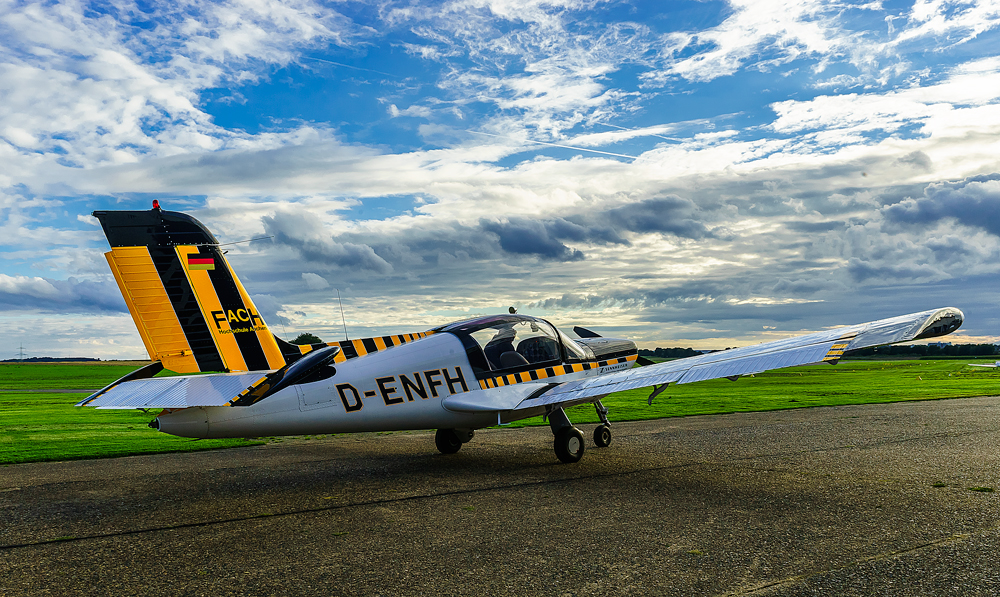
[0,363,261,465]
[509,358,1000,427]
[1,359,998,465]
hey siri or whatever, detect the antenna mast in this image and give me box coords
[336,288,349,341]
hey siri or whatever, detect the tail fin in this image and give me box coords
[94,206,286,373]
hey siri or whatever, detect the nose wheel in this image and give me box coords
[593,400,612,447]
[435,428,475,454]
[593,424,612,447]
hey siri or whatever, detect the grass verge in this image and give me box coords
[505,358,1000,428]
[0,363,260,465]
[1,359,997,465]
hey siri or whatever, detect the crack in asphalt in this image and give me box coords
[725,531,984,596]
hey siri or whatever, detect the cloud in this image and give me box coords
[302,272,330,289]
[882,175,1000,235]
[603,196,715,239]
[261,209,393,273]
[6,2,1000,358]
[0,0,362,179]
[846,258,943,283]
[479,217,585,261]
[249,293,286,324]
[0,275,126,313]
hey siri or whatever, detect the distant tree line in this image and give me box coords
[637,347,703,359]
[1,356,101,363]
[291,333,323,345]
[638,344,1000,360]
[845,343,999,357]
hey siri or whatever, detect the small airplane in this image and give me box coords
[79,204,966,463]
[967,361,1000,368]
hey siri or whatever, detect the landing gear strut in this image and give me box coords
[435,428,474,454]
[548,407,585,463]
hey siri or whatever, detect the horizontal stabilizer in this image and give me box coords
[77,361,164,406]
[77,371,268,409]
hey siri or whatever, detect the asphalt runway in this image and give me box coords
[3,396,1000,596]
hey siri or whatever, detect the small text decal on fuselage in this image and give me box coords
[599,362,631,374]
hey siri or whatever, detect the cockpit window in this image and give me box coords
[465,319,561,371]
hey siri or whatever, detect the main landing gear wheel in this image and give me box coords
[554,427,585,463]
[593,424,612,448]
[435,428,462,454]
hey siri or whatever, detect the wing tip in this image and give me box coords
[913,307,964,341]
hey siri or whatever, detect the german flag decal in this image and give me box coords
[187,252,215,271]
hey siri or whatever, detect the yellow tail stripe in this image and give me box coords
[106,247,199,373]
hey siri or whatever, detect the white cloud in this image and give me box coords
[643,0,877,85]
[302,272,330,289]
[894,0,1000,46]
[0,273,125,312]
[0,0,360,177]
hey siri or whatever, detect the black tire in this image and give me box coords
[435,429,462,454]
[593,424,612,448]
[554,427,585,463]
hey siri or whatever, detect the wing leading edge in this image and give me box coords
[514,307,964,411]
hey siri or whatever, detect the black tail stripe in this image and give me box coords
[148,247,225,372]
[361,338,378,354]
[206,247,269,370]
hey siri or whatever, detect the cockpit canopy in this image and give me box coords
[437,314,596,377]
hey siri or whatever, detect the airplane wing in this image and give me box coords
[511,307,964,411]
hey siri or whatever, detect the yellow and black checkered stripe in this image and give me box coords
[232,333,436,407]
[228,374,272,407]
[822,334,857,363]
[477,355,637,389]
[292,331,435,364]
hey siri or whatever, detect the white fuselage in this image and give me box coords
[156,333,499,438]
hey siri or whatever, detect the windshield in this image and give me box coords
[465,319,561,370]
[559,331,596,362]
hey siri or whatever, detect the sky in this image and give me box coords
[2,0,1000,360]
